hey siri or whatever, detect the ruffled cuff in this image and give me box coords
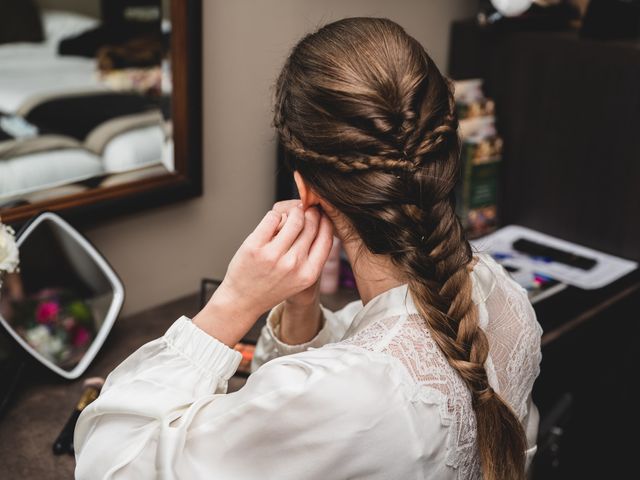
[265,302,333,355]
[163,316,242,381]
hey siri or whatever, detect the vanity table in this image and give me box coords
[0,270,637,479]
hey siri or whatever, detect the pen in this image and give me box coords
[491,252,513,261]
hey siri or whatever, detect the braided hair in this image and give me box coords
[274,17,526,480]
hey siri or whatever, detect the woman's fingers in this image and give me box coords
[248,210,283,246]
[276,212,288,232]
[307,213,334,271]
[272,199,301,215]
[289,207,321,255]
[270,204,305,256]
[250,203,330,291]
[273,200,303,233]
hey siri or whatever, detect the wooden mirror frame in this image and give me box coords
[2,0,202,227]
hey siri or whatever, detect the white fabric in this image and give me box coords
[0,128,166,199]
[0,149,103,200]
[74,253,542,480]
[0,10,101,113]
[0,12,106,114]
[101,125,165,173]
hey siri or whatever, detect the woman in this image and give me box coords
[74,18,542,480]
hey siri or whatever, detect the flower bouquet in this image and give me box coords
[1,217,96,367]
[8,288,96,368]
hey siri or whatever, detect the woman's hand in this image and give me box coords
[271,201,327,345]
[271,200,324,309]
[193,202,334,347]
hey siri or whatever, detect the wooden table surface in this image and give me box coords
[0,289,358,479]
[0,293,201,478]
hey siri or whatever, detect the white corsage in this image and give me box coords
[0,219,20,285]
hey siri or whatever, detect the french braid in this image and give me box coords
[274,17,526,480]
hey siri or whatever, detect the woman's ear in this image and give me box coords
[293,170,321,209]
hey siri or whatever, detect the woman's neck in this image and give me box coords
[341,235,405,305]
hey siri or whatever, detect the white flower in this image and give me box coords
[25,324,49,349]
[25,325,65,362]
[0,221,19,275]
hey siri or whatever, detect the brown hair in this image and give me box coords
[274,17,526,480]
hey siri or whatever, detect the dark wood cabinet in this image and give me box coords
[449,21,640,262]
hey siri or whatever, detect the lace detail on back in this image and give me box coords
[338,254,542,480]
[341,313,481,479]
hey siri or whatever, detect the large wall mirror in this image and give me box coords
[0,0,202,225]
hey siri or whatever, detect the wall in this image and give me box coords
[84,0,476,316]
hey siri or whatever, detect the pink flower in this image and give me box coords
[72,326,91,347]
[36,301,59,324]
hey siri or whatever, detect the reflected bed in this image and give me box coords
[0,9,172,204]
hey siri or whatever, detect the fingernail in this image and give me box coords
[297,203,303,209]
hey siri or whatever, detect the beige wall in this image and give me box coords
[84,0,476,316]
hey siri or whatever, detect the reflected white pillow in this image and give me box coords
[0,148,103,200]
[41,9,99,46]
[101,125,165,173]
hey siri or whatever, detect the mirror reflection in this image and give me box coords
[0,0,173,210]
[0,214,122,374]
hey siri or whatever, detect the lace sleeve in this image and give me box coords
[250,299,363,371]
[480,255,543,420]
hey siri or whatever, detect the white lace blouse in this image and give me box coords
[74,252,543,480]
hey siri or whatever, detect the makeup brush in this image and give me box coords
[52,377,104,455]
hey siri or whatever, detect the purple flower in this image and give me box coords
[72,326,91,347]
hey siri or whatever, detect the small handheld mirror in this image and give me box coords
[0,212,124,379]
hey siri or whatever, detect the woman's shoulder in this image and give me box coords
[250,312,482,478]
[248,342,420,426]
[323,317,481,478]
[253,337,456,413]
[471,251,538,305]
[259,340,403,387]
[247,342,459,479]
